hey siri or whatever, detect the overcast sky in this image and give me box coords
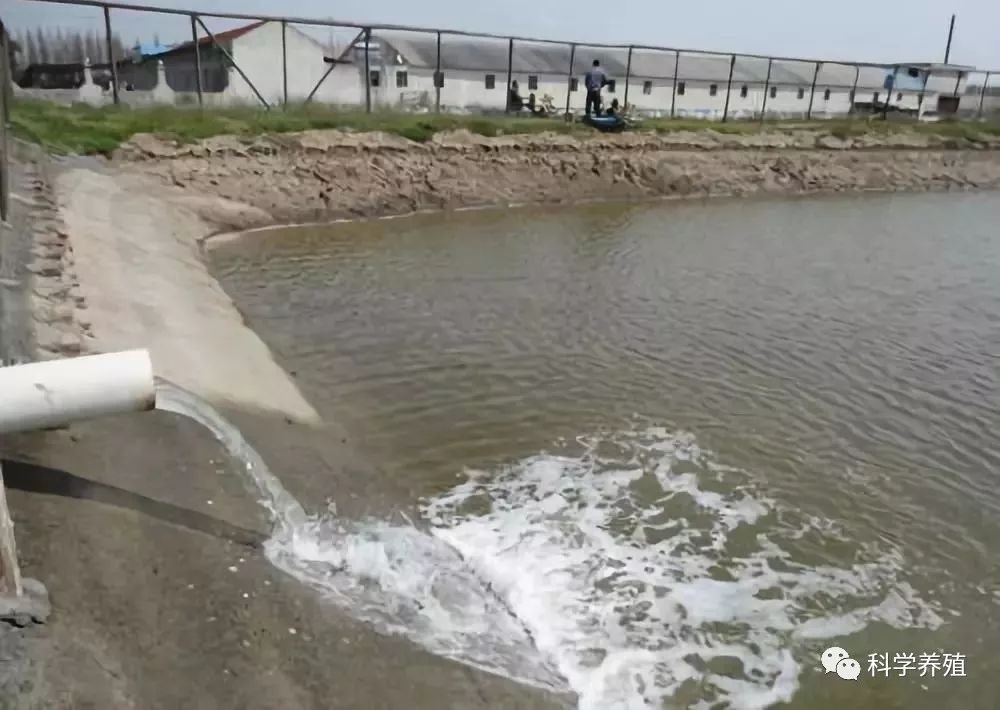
[5,0,1000,71]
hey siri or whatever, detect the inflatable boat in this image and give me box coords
[582,114,627,133]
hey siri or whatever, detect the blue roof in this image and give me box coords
[135,42,173,58]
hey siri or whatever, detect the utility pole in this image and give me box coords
[944,14,955,64]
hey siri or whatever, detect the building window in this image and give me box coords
[395,71,408,88]
[528,75,538,90]
[643,80,652,95]
[823,88,831,101]
[677,81,686,95]
[570,78,579,91]
[873,91,879,103]
[896,92,902,101]
[369,70,381,87]
[769,86,777,99]
[709,84,718,96]
[797,87,805,99]
[740,85,748,98]
[485,74,495,89]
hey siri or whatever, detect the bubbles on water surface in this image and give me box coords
[157,382,943,709]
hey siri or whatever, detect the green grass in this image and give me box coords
[9,99,591,155]
[10,98,1000,155]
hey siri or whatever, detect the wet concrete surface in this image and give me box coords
[0,410,571,709]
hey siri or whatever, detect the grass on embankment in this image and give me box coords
[11,98,1000,155]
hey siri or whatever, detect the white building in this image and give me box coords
[365,31,973,120]
[131,20,363,106]
[25,18,979,119]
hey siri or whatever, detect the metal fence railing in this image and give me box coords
[1,18,11,223]
[4,0,1000,125]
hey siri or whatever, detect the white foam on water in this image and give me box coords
[157,383,943,708]
[421,428,945,709]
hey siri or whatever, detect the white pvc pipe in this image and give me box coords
[0,350,155,435]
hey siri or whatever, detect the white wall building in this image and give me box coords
[20,19,981,119]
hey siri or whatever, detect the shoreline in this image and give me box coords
[116,128,1000,238]
[202,182,1000,248]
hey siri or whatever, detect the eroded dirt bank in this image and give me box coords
[116,128,1000,229]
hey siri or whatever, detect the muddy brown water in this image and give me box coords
[209,192,1000,709]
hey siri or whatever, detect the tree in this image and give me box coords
[86,30,102,64]
[71,30,86,63]
[34,27,49,63]
[23,30,36,66]
[53,27,66,62]
[111,35,126,62]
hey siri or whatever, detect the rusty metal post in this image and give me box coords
[670,50,679,118]
[565,43,575,116]
[759,58,773,122]
[305,29,362,106]
[623,45,633,109]
[196,16,269,109]
[721,54,735,122]
[0,22,8,224]
[364,28,371,113]
[190,15,203,106]
[978,72,991,118]
[849,65,860,116]
[103,6,119,104]
[505,38,514,113]
[806,61,821,119]
[918,67,930,117]
[435,31,441,113]
[281,20,288,107]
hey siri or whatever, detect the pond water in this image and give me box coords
[210,192,1000,709]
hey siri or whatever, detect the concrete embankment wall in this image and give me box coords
[3,144,317,423]
[115,128,1000,228]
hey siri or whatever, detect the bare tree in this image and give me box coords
[71,30,86,63]
[34,28,49,63]
[22,30,35,66]
[53,27,66,62]
[111,34,126,62]
[86,29,102,63]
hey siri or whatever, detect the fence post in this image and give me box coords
[884,64,898,119]
[0,21,8,224]
[435,31,442,113]
[565,43,575,116]
[806,61,820,119]
[623,45,633,109]
[190,15,203,106]
[849,66,860,116]
[102,6,119,105]
[978,72,991,118]
[505,38,514,113]
[364,28,371,113]
[281,20,288,108]
[196,16,269,108]
[917,67,930,117]
[670,50,679,118]
[760,57,773,122]
[722,54,735,122]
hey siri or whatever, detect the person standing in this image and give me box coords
[584,59,608,117]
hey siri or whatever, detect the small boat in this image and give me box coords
[582,114,627,133]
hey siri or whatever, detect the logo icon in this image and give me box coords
[822,647,860,680]
[837,657,861,681]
